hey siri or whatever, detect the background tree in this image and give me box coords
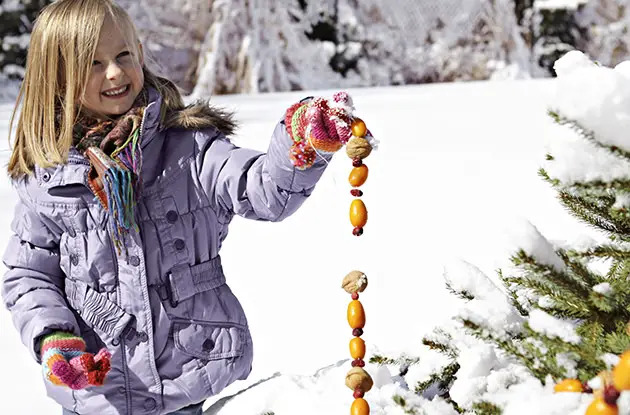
[371,51,630,414]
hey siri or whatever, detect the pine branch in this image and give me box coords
[369,354,420,368]
[498,269,530,317]
[557,249,599,288]
[511,250,592,302]
[414,362,460,395]
[559,191,630,240]
[565,178,630,194]
[392,395,418,415]
[575,246,630,261]
[462,318,562,380]
[604,331,630,355]
[559,191,615,226]
[538,167,559,186]
[539,169,630,238]
[422,329,459,359]
[547,110,630,163]
[445,281,475,301]
[369,355,397,365]
[472,401,502,415]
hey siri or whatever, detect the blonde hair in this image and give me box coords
[7,0,184,178]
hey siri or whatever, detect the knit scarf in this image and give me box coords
[73,90,148,253]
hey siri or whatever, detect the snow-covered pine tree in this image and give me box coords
[0,0,52,80]
[369,51,630,414]
[577,0,630,69]
[529,0,589,76]
[0,0,52,101]
[189,0,544,95]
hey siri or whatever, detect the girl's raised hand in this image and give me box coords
[41,332,111,390]
[285,91,358,170]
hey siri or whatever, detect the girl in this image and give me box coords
[1,0,358,414]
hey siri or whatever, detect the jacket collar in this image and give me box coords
[139,86,163,150]
[34,87,239,188]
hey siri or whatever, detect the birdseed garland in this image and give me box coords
[343,270,372,414]
[347,116,374,236]
[286,92,378,236]
[553,348,630,415]
[286,91,377,413]
[343,110,375,414]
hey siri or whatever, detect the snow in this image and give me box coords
[0,71,623,413]
[529,309,581,344]
[443,260,503,300]
[535,0,588,10]
[0,0,23,14]
[593,282,612,295]
[505,220,567,272]
[542,51,630,185]
[600,353,621,369]
[552,51,630,152]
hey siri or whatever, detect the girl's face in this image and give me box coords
[81,16,144,118]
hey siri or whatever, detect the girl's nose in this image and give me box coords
[105,62,123,80]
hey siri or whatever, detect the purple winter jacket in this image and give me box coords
[1,88,331,414]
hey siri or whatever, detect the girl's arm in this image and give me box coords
[195,116,333,223]
[1,184,80,362]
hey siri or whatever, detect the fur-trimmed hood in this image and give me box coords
[162,101,238,137]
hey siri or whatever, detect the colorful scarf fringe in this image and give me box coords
[73,91,147,253]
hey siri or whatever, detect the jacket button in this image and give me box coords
[70,254,79,266]
[138,331,149,342]
[117,386,126,394]
[144,398,157,410]
[202,338,215,351]
[129,255,141,267]
[174,239,185,251]
[166,210,178,223]
[42,172,50,182]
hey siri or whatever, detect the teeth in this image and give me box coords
[103,85,128,96]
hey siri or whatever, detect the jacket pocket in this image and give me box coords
[169,319,253,399]
[172,320,247,361]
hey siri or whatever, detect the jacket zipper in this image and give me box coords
[119,336,132,415]
[116,105,152,415]
[136,103,164,399]
[109,234,120,285]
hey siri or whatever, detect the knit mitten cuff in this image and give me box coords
[41,331,111,389]
[41,332,86,356]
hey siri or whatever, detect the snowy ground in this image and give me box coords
[0,79,594,414]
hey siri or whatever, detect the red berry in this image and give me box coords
[352,227,363,236]
[352,328,363,337]
[604,385,620,405]
[350,189,363,197]
[351,292,359,300]
[352,157,362,167]
[582,382,593,394]
[351,358,365,367]
[353,388,364,399]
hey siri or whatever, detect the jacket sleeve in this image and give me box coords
[196,119,333,222]
[1,183,79,362]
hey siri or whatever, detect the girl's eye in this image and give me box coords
[118,51,131,60]
[92,60,101,66]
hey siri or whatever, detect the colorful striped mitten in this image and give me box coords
[41,332,111,389]
[285,92,355,170]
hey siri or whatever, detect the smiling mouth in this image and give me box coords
[102,85,130,97]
